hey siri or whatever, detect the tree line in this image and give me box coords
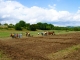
[14,20,54,31]
[0,20,80,31]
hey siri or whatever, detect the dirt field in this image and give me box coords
[0,32,80,60]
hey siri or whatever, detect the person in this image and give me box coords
[20,33,22,38]
[38,33,39,35]
[16,33,18,38]
[14,33,16,38]
[44,32,47,36]
[18,33,22,38]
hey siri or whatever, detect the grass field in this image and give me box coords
[0,29,76,38]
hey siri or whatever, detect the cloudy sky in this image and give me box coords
[0,0,80,26]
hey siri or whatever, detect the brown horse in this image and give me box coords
[48,31,55,35]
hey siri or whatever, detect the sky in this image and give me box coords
[0,0,80,26]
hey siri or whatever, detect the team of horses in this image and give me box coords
[40,31,55,36]
[25,31,55,37]
[26,31,55,37]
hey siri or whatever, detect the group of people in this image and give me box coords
[10,33,22,38]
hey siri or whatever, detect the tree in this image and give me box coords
[48,24,54,29]
[4,23,8,26]
[0,23,1,25]
[37,22,47,30]
[8,24,14,28]
[36,22,54,30]
[15,23,22,30]
[18,20,26,28]
[26,23,30,30]
[14,20,27,30]
[29,24,36,31]
[37,22,43,29]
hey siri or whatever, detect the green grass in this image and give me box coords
[0,29,77,38]
[0,29,25,38]
[54,30,75,34]
[0,32,10,38]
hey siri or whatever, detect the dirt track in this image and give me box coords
[0,32,80,60]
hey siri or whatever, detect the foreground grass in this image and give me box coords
[47,44,80,60]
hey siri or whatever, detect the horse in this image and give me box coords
[26,32,30,37]
[44,32,47,36]
[48,31,55,35]
[41,31,48,36]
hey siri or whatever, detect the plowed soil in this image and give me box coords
[0,32,80,60]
